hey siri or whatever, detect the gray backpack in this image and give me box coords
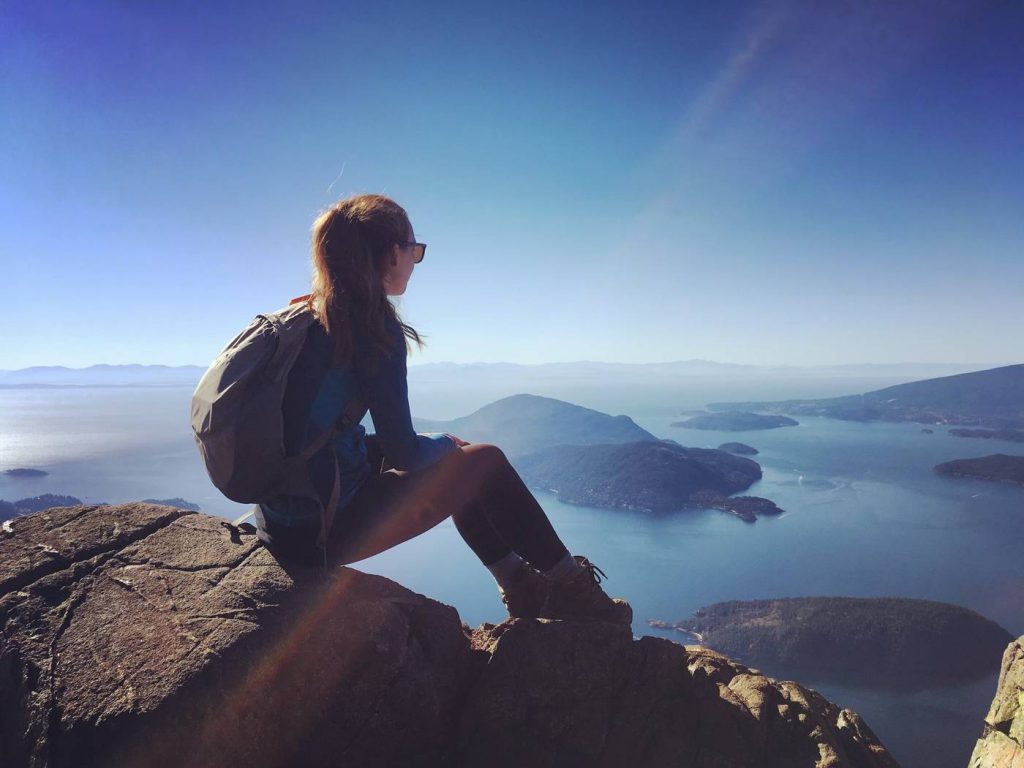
[191,298,366,559]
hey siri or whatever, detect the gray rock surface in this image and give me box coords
[970,635,1024,767]
[1,503,898,768]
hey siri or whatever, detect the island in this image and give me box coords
[412,393,659,458]
[3,467,49,477]
[934,454,1024,486]
[949,428,1024,443]
[708,362,1024,429]
[649,596,1013,691]
[717,442,759,455]
[689,492,783,521]
[671,412,798,431]
[512,441,782,522]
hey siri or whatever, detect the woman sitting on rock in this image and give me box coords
[254,193,631,625]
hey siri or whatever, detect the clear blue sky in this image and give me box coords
[2,0,1022,369]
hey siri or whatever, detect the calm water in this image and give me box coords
[1,385,1022,768]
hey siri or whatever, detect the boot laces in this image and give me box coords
[579,557,607,586]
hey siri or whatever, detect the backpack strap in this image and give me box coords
[299,395,366,462]
[316,453,342,572]
[230,395,366,530]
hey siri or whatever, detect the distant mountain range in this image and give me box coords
[0,365,206,388]
[0,361,1002,388]
[408,360,998,380]
[709,363,1024,429]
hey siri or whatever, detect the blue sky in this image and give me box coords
[2,0,1022,369]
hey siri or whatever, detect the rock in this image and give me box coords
[459,620,896,768]
[140,497,201,511]
[0,504,897,767]
[970,635,1024,767]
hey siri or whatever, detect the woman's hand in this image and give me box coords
[444,433,471,447]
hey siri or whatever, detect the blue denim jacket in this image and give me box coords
[258,313,457,531]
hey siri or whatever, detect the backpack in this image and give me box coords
[190,296,366,565]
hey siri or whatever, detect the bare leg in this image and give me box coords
[327,443,569,569]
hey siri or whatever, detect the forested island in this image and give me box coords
[0,494,83,522]
[649,596,1013,691]
[934,454,1024,486]
[3,468,48,477]
[513,441,782,522]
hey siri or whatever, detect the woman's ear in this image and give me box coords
[390,243,402,267]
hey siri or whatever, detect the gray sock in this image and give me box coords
[542,552,584,582]
[486,551,526,592]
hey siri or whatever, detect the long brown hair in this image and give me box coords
[306,194,425,372]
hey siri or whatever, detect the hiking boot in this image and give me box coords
[499,561,550,619]
[538,556,633,625]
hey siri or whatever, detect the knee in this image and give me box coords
[461,443,509,474]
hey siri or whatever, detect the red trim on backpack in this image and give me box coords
[290,294,312,305]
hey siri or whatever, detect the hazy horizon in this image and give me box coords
[4,1,1022,369]
[0,359,1016,374]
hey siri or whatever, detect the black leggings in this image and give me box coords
[449,454,570,571]
[258,441,570,572]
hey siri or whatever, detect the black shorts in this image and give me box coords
[255,465,411,569]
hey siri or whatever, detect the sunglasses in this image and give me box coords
[398,241,426,263]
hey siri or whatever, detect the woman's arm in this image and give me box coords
[356,320,459,472]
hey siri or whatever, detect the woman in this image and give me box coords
[253,193,631,624]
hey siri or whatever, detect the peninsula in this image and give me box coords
[717,442,759,455]
[934,454,1024,486]
[708,363,1024,429]
[671,412,798,431]
[949,428,1024,443]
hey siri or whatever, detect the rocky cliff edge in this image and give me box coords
[0,503,899,768]
[970,634,1024,767]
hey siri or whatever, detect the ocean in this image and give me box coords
[2,382,1022,768]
